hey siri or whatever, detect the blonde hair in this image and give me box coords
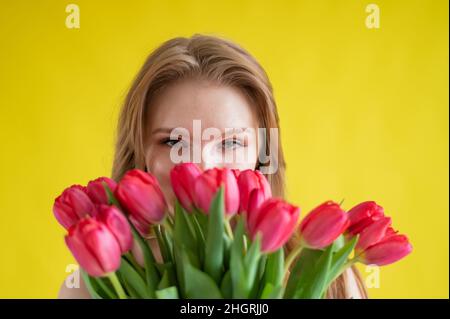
[111,33,367,299]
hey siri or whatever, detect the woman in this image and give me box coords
[58,34,367,299]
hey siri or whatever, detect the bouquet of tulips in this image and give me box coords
[53,163,412,299]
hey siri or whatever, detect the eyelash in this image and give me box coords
[161,138,245,149]
[162,137,182,147]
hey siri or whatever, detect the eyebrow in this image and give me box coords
[151,127,255,136]
[151,127,177,135]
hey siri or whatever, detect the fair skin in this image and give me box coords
[58,79,260,298]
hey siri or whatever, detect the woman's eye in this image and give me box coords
[163,138,182,147]
[222,139,243,150]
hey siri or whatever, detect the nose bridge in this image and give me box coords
[196,139,223,170]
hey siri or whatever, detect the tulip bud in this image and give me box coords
[115,169,167,237]
[237,169,272,213]
[358,233,413,266]
[170,163,202,212]
[65,217,122,277]
[86,177,117,205]
[299,201,349,249]
[347,201,384,235]
[53,185,97,229]
[96,205,133,254]
[356,216,392,251]
[246,198,300,253]
[194,168,240,216]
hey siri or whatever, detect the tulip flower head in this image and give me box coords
[86,177,117,205]
[95,204,133,254]
[299,201,349,249]
[53,185,97,230]
[65,217,122,277]
[115,169,167,237]
[194,167,240,216]
[246,198,300,253]
[237,169,272,213]
[170,163,202,212]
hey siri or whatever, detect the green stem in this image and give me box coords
[284,244,304,277]
[107,272,127,299]
[225,217,234,240]
[162,217,174,234]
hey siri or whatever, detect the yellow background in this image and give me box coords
[0,0,448,298]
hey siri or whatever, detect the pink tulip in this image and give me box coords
[299,201,349,249]
[170,163,202,212]
[115,169,167,236]
[237,169,272,213]
[246,198,300,253]
[247,189,268,218]
[86,177,117,205]
[358,233,413,266]
[96,205,133,254]
[53,185,97,229]
[355,216,392,251]
[353,216,413,265]
[65,217,122,277]
[194,168,240,216]
[347,201,384,236]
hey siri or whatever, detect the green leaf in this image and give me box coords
[156,286,179,299]
[230,219,247,298]
[326,235,359,287]
[223,233,232,267]
[264,248,285,288]
[117,257,151,298]
[296,244,333,299]
[80,270,103,299]
[220,270,232,299]
[204,187,225,283]
[284,249,322,298]
[158,270,171,290]
[174,201,200,268]
[243,234,262,294]
[191,213,206,264]
[332,234,345,252]
[260,283,283,299]
[92,276,116,299]
[249,255,267,298]
[181,250,223,299]
[173,241,186,297]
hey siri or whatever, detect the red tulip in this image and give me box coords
[96,205,133,254]
[347,201,384,236]
[358,233,413,266]
[237,169,272,213]
[170,163,202,212]
[194,168,240,216]
[299,201,349,249]
[53,185,97,229]
[65,217,122,277]
[86,177,117,205]
[247,188,268,218]
[355,216,392,251]
[353,216,413,265]
[246,198,300,253]
[115,169,167,236]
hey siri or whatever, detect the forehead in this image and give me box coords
[146,79,258,132]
